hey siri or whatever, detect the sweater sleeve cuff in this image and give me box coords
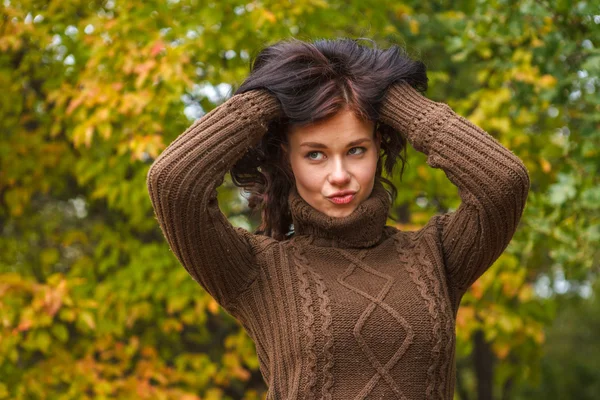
[378,82,453,154]
[234,89,282,125]
[379,82,444,132]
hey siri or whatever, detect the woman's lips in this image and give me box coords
[328,193,355,204]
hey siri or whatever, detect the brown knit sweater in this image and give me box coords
[146,83,530,399]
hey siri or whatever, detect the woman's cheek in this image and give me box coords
[353,157,378,179]
[290,158,320,188]
[299,164,325,190]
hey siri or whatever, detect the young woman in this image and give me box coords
[146,37,530,399]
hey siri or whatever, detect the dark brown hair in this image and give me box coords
[231,37,429,241]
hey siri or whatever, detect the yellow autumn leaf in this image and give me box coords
[518,285,533,302]
[409,19,419,34]
[540,157,551,173]
[80,311,96,330]
[208,298,220,315]
[493,342,510,360]
[263,9,276,23]
[539,74,557,88]
[456,305,475,329]
[531,36,544,47]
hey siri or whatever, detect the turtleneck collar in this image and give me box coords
[287,179,392,248]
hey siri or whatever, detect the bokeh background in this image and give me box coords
[1,0,599,399]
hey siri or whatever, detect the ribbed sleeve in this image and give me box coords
[379,82,530,292]
[146,89,281,308]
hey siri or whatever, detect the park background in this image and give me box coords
[1,0,599,399]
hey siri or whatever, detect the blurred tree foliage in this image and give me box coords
[0,0,598,399]
[518,280,600,400]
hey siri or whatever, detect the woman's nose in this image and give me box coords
[327,159,351,185]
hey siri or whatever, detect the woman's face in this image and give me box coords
[282,107,381,218]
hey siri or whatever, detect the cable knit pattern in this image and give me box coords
[290,238,318,399]
[395,235,441,399]
[146,83,530,399]
[309,267,335,400]
[334,248,414,399]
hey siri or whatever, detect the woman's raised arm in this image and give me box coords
[379,82,530,294]
[146,89,281,308]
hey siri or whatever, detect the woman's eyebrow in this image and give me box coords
[300,138,371,148]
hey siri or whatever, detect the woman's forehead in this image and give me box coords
[287,109,375,139]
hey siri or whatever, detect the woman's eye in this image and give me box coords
[306,151,323,160]
[304,147,367,161]
[349,146,366,155]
